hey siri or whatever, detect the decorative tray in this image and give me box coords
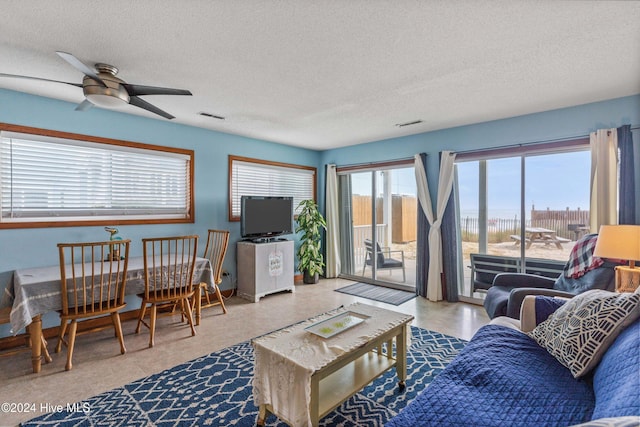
[305,311,370,339]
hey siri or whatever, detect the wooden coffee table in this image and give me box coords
[252,303,414,426]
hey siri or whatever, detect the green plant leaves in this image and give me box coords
[295,199,327,276]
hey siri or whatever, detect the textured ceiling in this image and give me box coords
[1,1,639,150]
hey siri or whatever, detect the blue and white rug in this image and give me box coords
[22,327,467,426]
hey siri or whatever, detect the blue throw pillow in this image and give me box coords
[534,296,567,325]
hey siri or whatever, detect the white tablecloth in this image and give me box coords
[6,256,214,334]
[252,302,413,426]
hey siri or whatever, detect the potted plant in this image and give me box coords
[295,199,327,284]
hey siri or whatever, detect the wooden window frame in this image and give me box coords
[0,123,195,229]
[228,155,316,222]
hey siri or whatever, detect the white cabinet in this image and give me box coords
[236,240,295,302]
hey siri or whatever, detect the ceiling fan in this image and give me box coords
[0,51,192,120]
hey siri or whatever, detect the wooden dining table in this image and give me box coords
[4,256,215,373]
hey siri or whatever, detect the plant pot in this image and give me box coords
[303,270,319,284]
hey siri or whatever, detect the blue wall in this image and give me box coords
[1,89,639,337]
[0,89,320,335]
[318,95,640,217]
[0,89,320,273]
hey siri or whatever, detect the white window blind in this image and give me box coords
[0,131,192,223]
[230,158,315,219]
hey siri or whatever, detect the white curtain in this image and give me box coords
[414,152,456,301]
[325,164,341,278]
[590,129,618,231]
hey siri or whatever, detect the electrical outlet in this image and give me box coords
[222,270,230,277]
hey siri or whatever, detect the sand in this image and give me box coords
[462,240,574,263]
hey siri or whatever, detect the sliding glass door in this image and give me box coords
[523,151,590,265]
[337,165,416,291]
[456,147,590,302]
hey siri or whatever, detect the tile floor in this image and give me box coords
[0,278,490,427]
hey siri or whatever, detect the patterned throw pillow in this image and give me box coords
[528,289,640,378]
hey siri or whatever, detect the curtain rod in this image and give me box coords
[334,156,415,171]
[454,124,640,157]
[453,134,589,156]
[333,125,639,162]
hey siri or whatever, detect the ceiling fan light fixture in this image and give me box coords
[82,65,129,108]
[83,77,130,107]
[85,92,128,107]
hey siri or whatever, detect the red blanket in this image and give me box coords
[564,234,603,279]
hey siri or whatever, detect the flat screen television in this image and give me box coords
[241,196,294,240]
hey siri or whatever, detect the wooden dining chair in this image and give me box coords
[0,307,52,368]
[193,229,229,325]
[55,239,131,371]
[135,235,198,348]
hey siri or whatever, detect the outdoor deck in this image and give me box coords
[354,239,575,302]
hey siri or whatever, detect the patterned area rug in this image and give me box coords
[22,326,466,427]
[336,282,416,306]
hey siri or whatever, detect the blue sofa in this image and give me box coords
[386,301,640,426]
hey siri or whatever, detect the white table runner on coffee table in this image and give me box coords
[252,302,413,426]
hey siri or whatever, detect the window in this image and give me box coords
[228,155,316,221]
[455,138,590,301]
[0,124,194,228]
[335,161,417,290]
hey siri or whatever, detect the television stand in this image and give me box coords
[244,237,283,244]
[237,240,295,302]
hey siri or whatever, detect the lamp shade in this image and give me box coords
[593,225,640,262]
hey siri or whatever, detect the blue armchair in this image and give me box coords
[484,234,617,319]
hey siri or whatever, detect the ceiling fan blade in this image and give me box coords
[75,99,94,111]
[122,83,192,97]
[56,51,107,87]
[0,73,82,87]
[129,96,174,120]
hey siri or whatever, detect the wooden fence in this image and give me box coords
[351,196,589,243]
[461,207,590,242]
[530,205,589,223]
[351,195,378,226]
[351,195,417,243]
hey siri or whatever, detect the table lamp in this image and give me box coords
[593,225,640,292]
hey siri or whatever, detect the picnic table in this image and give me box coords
[510,227,570,249]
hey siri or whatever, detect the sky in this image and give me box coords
[457,150,590,218]
[350,150,591,220]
